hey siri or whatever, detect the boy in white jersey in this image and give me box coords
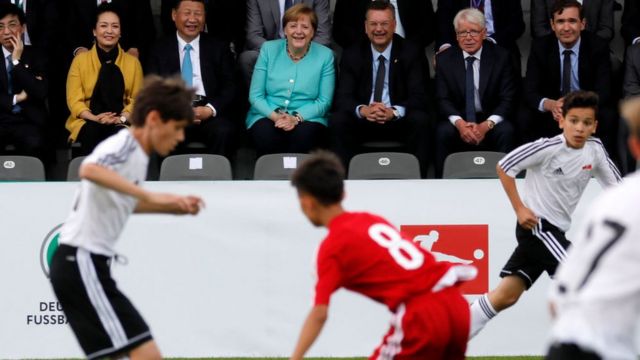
[49,76,204,360]
[546,96,640,360]
[469,90,622,338]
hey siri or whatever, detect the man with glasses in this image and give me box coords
[434,8,517,178]
[330,0,430,176]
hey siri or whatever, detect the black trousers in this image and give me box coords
[75,121,122,156]
[329,110,429,174]
[0,114,43,157]
[434,118,515,178]
[175,115,237,158]
[546,343,601,360]
[248,117,327,156]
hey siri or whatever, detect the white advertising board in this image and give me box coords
[0,179,627,357]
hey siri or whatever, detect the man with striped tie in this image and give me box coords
[468,90,622,339]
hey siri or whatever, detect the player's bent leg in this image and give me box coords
[488,275,527,311]
[469,276,527,339]
[128,339,162,360]
[546,342,602,360]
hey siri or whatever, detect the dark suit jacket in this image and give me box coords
[524,32,612,110]
[621,0,640,46]
[147,32,236,116]
[64,0,156,56]
[530,0,614,42]
[624,43,640,97]
[435,0,525,52]
[334,34,428,115]
[0,46,47,126]
[435,41,516,121]
[332,0,435,49]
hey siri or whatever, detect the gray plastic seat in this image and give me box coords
[348,152,421,179]
[253,153,310,180]
[160,154,232,180]
[67,156,87,181]
[0,155,45,181]
[442,151,506,179]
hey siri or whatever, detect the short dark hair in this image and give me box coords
[0,3,26,25]
[95,3,121,27]
[130,75,195,127]
[173,0,206,10]
[550,0,584,20]
[366,0,396,19]
[562,90,599,117]
[282,4,318,32]
[291,151,345,206]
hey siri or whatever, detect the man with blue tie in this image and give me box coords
[148,0,236,159]
[330,1,430,176]
[0,3,47,159]
[522,0,614,155]
[434,8,517,178]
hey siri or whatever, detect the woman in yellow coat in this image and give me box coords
[65,3,143,155]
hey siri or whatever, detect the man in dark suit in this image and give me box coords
[0,3,47,158]
[531,0,614,42]
[148,0,236,158]
[523,0,615,152]
[64,0,156,62]
[621,0,640,47]
[330,1,430,176]
[435,8,516,178]
[239,0,331,85]
[332,0,435,50]
[436,0,524,74]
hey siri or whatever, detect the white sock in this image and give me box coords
[469,293,498,339]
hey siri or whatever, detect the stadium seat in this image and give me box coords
[0,155,45,181]
[67,156,87,181]
[348,152,421,179]
[160,154,232,180]
[442,151,506,179]
[253,153,309,180]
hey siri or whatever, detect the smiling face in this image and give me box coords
[284,14,314,52]
[551,5,585,48]
[365,8,396,53]
[560,107,597,149]
[455,18,486,55]
[93,11,120,51]
[172,0,205,43]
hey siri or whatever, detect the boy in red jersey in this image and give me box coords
[289,151,477,360]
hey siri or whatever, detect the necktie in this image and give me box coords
[182,44,193,88]
[465,56,476,122]
[373,55,385,103]
[284,0,293,11]
[6,55,20,114]
[562,49,572,96]
[471,0,484,13]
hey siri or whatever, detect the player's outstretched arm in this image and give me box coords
[79,163,203,215]
[290,305,328,360]
[497,164,538,229]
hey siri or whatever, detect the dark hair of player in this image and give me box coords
[130,75,195,126]
[291,151,345,206]
[562,90,599,117]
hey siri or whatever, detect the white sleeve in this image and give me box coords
[592,139,622,187]
[498,138,550,177]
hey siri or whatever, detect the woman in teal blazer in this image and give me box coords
[246,4,335,155]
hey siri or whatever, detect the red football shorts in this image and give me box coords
[370,286,470,360]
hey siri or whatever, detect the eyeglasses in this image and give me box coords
[366,21,392,29]
[456,30,482,38]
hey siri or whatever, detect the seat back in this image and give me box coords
[348,152,421,179]
[253,153,310,180]
[0,156,45,181]
[442,151,506,179]
[160,154,232,180]
[67,156,87,181]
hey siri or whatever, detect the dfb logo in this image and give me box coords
[400,225,488,294]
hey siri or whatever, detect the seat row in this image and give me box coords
[0,152,511,182]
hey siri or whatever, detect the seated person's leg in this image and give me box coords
[287,121,327,153]
[248,117,287,156]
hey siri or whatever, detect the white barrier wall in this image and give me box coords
[0,179,618,358]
